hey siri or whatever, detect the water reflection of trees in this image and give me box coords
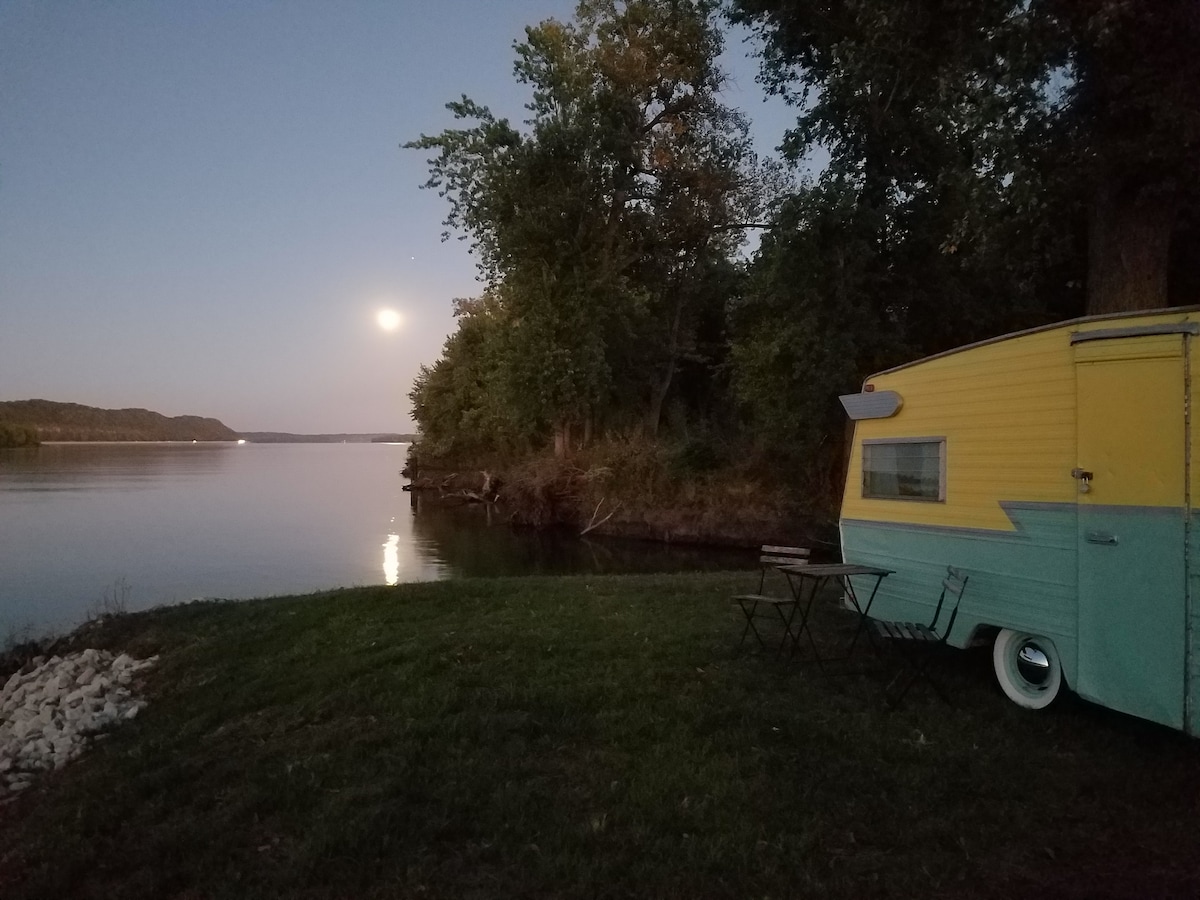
[409,493,755,578]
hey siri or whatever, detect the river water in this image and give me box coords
[0,442,752,637]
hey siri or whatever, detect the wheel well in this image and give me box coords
[964,623,1000,648]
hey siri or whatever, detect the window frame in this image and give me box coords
[861,437,947,503]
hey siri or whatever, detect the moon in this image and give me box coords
[377,308,403,331]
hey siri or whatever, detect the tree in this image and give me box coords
[733,0,1075,332]
[732,0,1200,318]
[720,0,1104,502]
[1044,0,1200,313]
[408,293,532,459]
[407,1,759,455]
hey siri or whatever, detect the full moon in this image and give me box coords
[377,309,403,331]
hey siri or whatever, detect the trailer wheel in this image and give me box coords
[993,629,1062,710]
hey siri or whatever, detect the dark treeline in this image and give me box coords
[0,424,39,449]
[0,400,239,443]
[405,0,1199,521]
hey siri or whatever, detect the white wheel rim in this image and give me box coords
[994,629,1062,710]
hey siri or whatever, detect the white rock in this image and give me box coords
[0,647,156,794]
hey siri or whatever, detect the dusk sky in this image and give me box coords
[0,1,794,433]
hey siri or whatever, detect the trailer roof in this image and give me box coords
[865,305,1200,384]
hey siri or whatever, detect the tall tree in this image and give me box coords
[407,1,758,455]
[731,0,1069,338]
[725,0,1086,493]
[732,0,1200,317]
[1045,0,1200,313]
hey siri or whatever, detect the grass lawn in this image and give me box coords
[2,571,1197,898]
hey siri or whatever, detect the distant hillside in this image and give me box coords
[237,432,417,444]
[0,400,239,442]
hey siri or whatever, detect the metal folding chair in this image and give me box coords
[732,545,810,656]
[870,566,968,707]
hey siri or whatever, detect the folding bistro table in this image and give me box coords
[774,563,894,669]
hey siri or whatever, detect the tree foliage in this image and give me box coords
[0,401,237,442]
[407,0,760,456]
[723,0,1200,472]
[732,0,1200,320]
[405,0,1199,512]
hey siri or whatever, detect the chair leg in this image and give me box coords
[772,602,800,657]
[737,600,783,654]
[883,646,952,708]
[737,602,756,649]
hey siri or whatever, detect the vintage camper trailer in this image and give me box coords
[839,308,1200,734]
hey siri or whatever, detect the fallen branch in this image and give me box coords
[581,498,621,536]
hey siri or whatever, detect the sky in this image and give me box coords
[0,1,795,433]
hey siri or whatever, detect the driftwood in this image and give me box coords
[404,470,502,504]
[581,498,621,536]
[400,471,458,493]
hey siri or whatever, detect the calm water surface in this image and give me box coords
[0,442,752,636]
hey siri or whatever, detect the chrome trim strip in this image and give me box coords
[1070,323,1200,344]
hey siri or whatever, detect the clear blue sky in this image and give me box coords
[0,0,793,433]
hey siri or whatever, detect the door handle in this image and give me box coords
[1071,468,1093,494]
[1085,530,1117,545]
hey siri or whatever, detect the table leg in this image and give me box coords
[783,574,826,670]
[844,574,886,656]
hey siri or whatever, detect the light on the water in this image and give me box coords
[383,533,399,585]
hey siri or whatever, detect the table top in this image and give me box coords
[777,563,894,578]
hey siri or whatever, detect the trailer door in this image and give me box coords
[1074,331,1189,730]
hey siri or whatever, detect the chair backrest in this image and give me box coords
[753,546,810,592]
[930,566,969,640]
[759,545,810,567]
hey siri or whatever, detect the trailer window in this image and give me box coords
[862,439,945,501]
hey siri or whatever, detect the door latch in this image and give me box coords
[1071,468,1093,494]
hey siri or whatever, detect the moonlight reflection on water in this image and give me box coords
[0,442,755,637]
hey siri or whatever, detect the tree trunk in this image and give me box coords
[645,359,676,438]
[1087,178,1179,315]
[553,420,572,459]
[644,287,685,437]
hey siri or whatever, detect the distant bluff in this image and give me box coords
[0,399,239,442]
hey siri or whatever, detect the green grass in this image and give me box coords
[2,572,1198,898]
